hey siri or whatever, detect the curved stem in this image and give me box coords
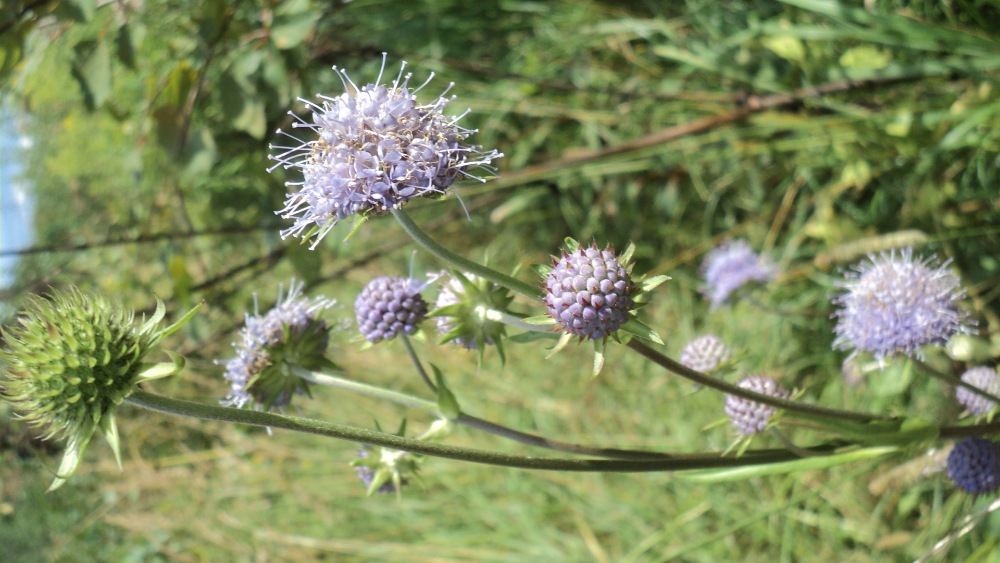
[392,208,541,300]
[454,413,679,460]
[476,305,551,333]
[400,334,437,392]
[358,342,672,459]
[627,339,891,423]
[296,369,437,411]
[300,366,849,461]
[123,390,844,471]
[912,358,1000,407]
[769,428,823,458]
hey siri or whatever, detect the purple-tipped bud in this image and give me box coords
[355,276,428,343]
[679,334,731,374]
[832,248,971,362]
[543,242,636,340]
[724,376,788,435]
[956,366,1000,415]
[947,438,1000,494]
[701,240,775,308]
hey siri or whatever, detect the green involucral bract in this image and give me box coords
[0,288,195,491]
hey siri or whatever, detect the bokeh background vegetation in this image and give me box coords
[2,0,1000,560]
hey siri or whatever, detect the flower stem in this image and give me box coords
[123,389,846,471]
[400,334,437,392]
[911,358,1000,407]
[295,369,437,411]
[626,339,892,423]
[394,336,679,460]
[476,305,551,332]
[300,364,838,461]
[392,208,541,300]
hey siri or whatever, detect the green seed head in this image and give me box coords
[1,288,191,490]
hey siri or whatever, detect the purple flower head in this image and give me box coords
[832,248,971,362]
[679,334,731,374]
[947,438,1000,494]
[701,240,776,308]
[724,376,788,435]
[268,54,503,248]
[220,280,336,410]
[355,276,429,343]
[956,366,1000,416]
[544,242,636,340]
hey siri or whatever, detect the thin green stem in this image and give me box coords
[298,368,837,461]
[295,369,437,411]
[477,305,552,332]
[627,339,891,423]
[123,389,844,471]
[911,358,1000,407]
[392,208,541,300]
[393,339,681,459]
[769,428,823,458]
[400,334,436,392]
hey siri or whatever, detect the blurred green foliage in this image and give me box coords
[2,0,1000,560]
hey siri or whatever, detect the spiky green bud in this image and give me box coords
[0,288,192,490]
[431,271,514,359]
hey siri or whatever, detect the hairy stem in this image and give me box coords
[124,390,847,471]
[627,339,891,423]
[298,367,843,461]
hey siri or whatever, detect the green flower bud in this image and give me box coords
[431,270,514,360]
[0,288,193,490]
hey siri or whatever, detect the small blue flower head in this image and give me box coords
[268,54,503,247]
[536,239,669,377]
[947,437,1000,494]
[956,366,1000,416]
[724,376,788,435]
[701,240,776,308]
[544,242,637,341]
[679,334,731,374]
[431,270,513,353]
[355,276,429,343]
[832,248,971,362]
[220,280,338,410]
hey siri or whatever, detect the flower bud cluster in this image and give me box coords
[355,276,429,343]
[544,243,636,340]
[724,376,788,435]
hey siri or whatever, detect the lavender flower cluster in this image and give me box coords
[701,240,775,308]
[832,248,970,362]
[4,50,997,513]
[544,243,636,340]
[220,280,336,410]
[268,56,501,247]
